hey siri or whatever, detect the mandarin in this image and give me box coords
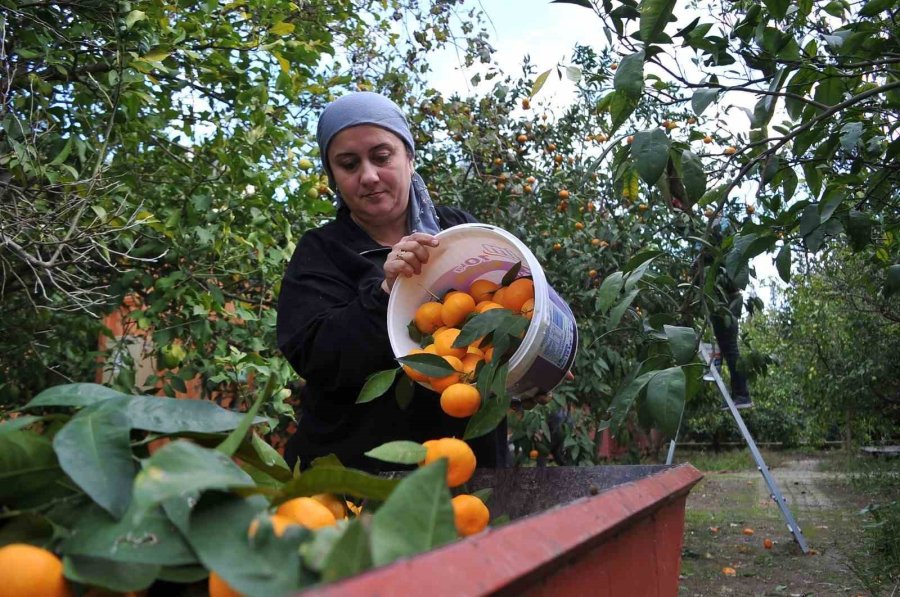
[440,383,481,418]
[468,279,500,302]
[433,328,467,359]
[451,494,490,536]
[0,544,71,597]
[429,355,464,392]
[275,497,336,529]
[414,301,445,334]
[420,437,477,487]
[441,292,476,327]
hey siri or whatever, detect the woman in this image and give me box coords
[276,92,509,472]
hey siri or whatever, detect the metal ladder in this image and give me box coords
[666,342,811,554]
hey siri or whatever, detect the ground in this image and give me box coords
[675,449,890,597]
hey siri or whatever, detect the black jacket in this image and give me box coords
[277,205,508,472]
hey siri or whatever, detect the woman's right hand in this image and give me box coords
[382,233,440,293]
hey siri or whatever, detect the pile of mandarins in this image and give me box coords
[404,276,535,419]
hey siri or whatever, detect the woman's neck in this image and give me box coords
[350,211,408,247]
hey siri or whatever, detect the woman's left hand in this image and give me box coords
[382,233,440,293]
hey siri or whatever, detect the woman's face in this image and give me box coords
[327,125,413,228]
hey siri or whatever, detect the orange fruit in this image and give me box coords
[440,383,481,418]
[451,494,490,537]
[552,243,562,251]
[461,353,483,375]
[724,146,737,155]
[742,527,754,536]
[574,222,584,230]
[703,135,713,144]
[483,346,494,362]
[529,449,538,460]
[441,292,476,328]
[0,544,71,597]
[558,189,569,199]
[474,300,504,313]
[516,133,528,143]
[209,571,243,597]
[414,301,445,334]
[429,355,464,392]
[520,298,535,320]
[722,566,736,577]
[468,279,499,302]
[433,328,467,359]
[498,278,534,312]
[420,437,477,487]
[275,497,336,529]
[402,348,431,382]
[247,514,300,539]
[312,493,347,520]
[763,538,773,549]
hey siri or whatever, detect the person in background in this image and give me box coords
[276,92,509,472]
[707,214,752,409]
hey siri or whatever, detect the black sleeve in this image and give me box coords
[436,205,479,228]
[276,232,395,396]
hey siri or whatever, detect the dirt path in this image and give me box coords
[679,454,880,596]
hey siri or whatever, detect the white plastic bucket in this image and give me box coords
[387,223,578,398]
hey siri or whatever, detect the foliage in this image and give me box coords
[0,383,476,595]
[0,0,494,424]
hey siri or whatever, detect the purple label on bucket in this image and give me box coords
[510,285,578,396]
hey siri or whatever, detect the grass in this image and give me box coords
[828,452,900,593]
[670,447,791,472]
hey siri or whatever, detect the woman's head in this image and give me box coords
[316,92,441,236]
[317,92,415,187]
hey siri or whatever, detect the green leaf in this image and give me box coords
[25,383,128,410]
[397,354,454,377]
[464,363,511,440]
[680,150,706,204]
[776,243,792,282]
[608,288,640,331]
[0,512,54,546]
[0,415,41,436]
[62,502,197,566]
[613,50,645,100]
[596,271,625,313]
[279,465,399,502]
[631,129,671,185]
[799,204,821,237]
[454,308,524,347]
[663,326,697,366]
[859,0,893,16]
[53,402,135,519]
[839,122,863,151]
[0,430,63,509]
[884,264,900,297]
[500,262,523,287]
[133,440,255,517]
[394,375,414,411]
[124,10,146,29]
[370,460,456,567]
[125,394,263,434]
[531,69,552,97]
[624,250,663,272]
[357,368,401,404]
[762,0,790,19]
[364,441,426,465]
[610,92,639,132]
[217,377,272,456]
[63,555,159,593]
[187,491,312,596]
[250,431,290,471]
[321,518,373,583]
[639,0,677,44]
[645,367,685,437]
[608,370,656,433]
[691,88,719,116]
[846,210,873,251]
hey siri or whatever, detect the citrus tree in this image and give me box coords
[0,0,494,425]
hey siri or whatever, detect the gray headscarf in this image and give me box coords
[316,92,441,235]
